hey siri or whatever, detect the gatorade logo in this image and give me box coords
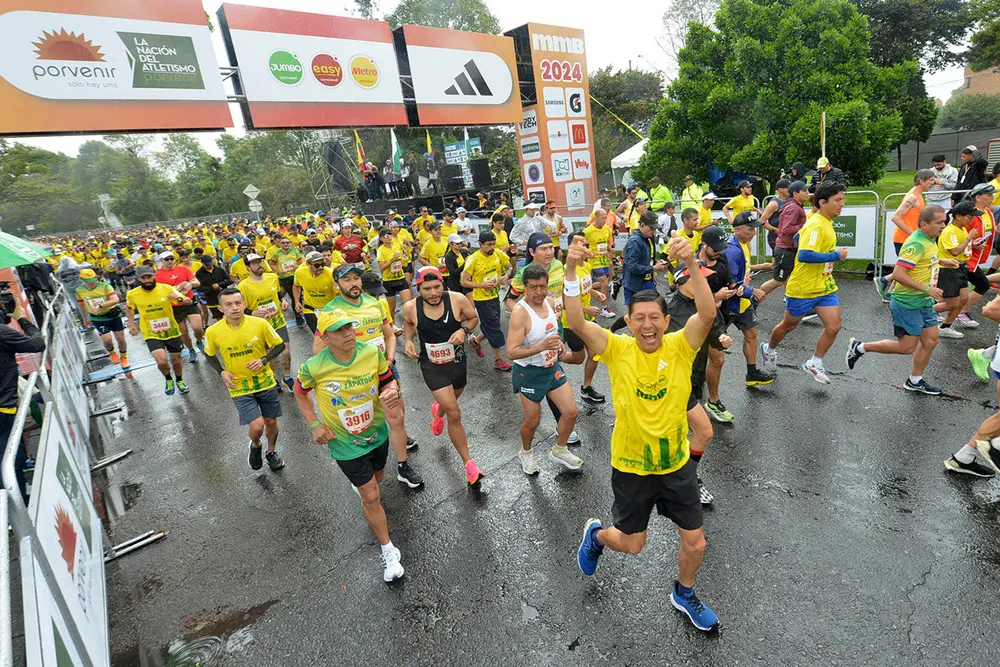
[350,55,379,89]
[269,51,302,85]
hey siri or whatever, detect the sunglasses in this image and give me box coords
[310,262,325,268]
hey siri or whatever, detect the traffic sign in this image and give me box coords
[248,200,263,212]
[243,184,260,199]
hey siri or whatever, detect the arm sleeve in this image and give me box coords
[797,249,841,263]
[0,320,45,354]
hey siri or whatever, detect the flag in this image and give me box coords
[463,127,470,156]
[354,129,367,171]
[391,128,404,173]
[425,129,433,159]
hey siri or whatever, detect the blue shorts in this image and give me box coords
[624,281,656,305]
[785,292,839,318]
[232,386,282,425]
[889,300,939,337]
[591,267,610,278]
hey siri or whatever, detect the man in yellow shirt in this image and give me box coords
[722,180,757,222]
[563,233,720,633]
[582,208,615,317]
[419,222,450,276]
[375,228,411,315]
[125,266,190,395]
[294,251,337,333]
[761,182,848,383]
[238,255,295,390]
[75,268,130,376]
[461,230,513,370]
[698,192,718,229]
[204,287,286,472]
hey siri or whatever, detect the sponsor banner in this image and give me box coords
[218,4,406,128]
[443,137,481,188]
[523,161,544,186]
[0,0,230,135]
[520,135,541,161]
[508,23,596,212]
[401,24,521,125]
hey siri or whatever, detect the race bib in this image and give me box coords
[930,264,940,288]
[338,401,374,436]
[551,295,563,316]
[597,243,608,254]
[425,341,456,364]
[280,259,297,273]
[437,257,447,268]
[86,297,105,312]
[390,261,403,275]
[370,335,386,353]
[541,348,559,368]
[258,301,279,318]
[150,317,171,333]
[822,262,834,277]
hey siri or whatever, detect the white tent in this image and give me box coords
[610,138,647,188]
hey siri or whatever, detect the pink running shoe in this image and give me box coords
[465,460,485,485]
[430,401,445,436]
[469,336,485,357]
[494,358,512,371]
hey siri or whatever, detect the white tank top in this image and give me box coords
[514,299,560,368]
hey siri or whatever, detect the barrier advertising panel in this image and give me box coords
[507,24,597,214]
[399,25,521,126]
[217,4,407,129]
[0,0,230,135]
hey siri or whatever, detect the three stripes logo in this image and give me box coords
[444,59,493,97]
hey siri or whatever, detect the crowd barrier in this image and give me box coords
[2,283,166,667]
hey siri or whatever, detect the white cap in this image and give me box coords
[447,233,463,243]
[159,251,175,260]
[330,223,340,233]
[456,207,466,213]
[525,201,541,210]
[702,192,717,200]
[246,253,264,262]
[306,228,317,234]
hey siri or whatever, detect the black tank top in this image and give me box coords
[416,292,465,364]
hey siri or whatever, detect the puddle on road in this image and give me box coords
[521,601,539,621]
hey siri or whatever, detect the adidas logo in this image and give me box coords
[444,59,493,97]
[658,359,668,371]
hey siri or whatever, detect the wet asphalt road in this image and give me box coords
[96,276,1000,667]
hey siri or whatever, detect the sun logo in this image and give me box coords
[32,29,105,62]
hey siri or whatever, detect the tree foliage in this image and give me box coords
[640,0,907,189]
[660,0,721,76]
[937,93,1000,131]
[589,67,664,173]
[968,3,1000,73]
[385,0,501,34]
[852,0,973,71]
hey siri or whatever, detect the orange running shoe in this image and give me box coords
[109,351,120,365]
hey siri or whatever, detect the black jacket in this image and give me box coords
[666,291,726,393]
[0,318,45,409]
[195,265,233,306]
[809,166,846,193]
[953,150,990,203]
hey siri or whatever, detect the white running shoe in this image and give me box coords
[760,342,777,372]
[519,448,540,475]
[567,430,581,445]
[802,359,831,384]
[938,326,964,339]
[550,445,584,471]
[381,546,404,582]
[599,308,615,318]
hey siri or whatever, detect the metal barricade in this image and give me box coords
[878,188,975,274]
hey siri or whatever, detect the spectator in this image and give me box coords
[953,145,989,204]
[406,152,421,196]
[927,153,958,206]
[399,157,412,197]
[680,176,704,211]
[648,177,673,211]
[383,160,402,198]
[426,157,439,194]
[787,162,808,185]
[809,157,845,193]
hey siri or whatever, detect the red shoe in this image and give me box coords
[469,337,485,358]
[494,359,512,371]
[465,460,485,485]
[120,357,133,379]
[430,401,445,436]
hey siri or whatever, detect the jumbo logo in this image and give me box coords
[350,55,379,89]
[269,50,302,85]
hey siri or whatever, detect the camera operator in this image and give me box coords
[0,296,45,502]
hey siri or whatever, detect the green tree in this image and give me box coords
[385,0,501,33]
[852,0,973,71]
[485,141,521,194]
[640,0,905,189]
[589,66,664,173]
[968,2,1000,72]
[937,93,1000,131]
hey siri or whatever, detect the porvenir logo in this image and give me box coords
[350,55,379,89]
[269,50,302,85]
[33,28,104,61]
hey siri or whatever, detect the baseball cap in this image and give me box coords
[456,207,466,213]
[639,215,660,230]
[702,192,717,200]
[305,250,324,264]
[816,157,830,169]
[733,211,763,228]
[414,266,443,285]
[684,175,694,182]
[136,265,155,277]
[159,251,175,260]
[246,253,263,263]
[79,268,97,280]
[334,264,363,280]
[360,271,386,297]
[789,181,809,194]
[674,264,716,286]
[378,227,393,239]
[525,201,541,210]
[527,232,552,253]
[775,178,791,189]
[952,200,983,217]
[447,233,463,244]
[969,183,997,197]
[701,226,728,251]
[306,228,317,235]
[426,220,441,230]
[342,220,354,227]
[738,179,752,189]
[202,254,215,264]
[385,208,396,215]
[317,309,360,334]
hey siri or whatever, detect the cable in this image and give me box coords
[589,95,646,140]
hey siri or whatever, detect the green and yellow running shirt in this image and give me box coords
[322,294,389,354]
[892,230,939,309]
[297,342,392,461]
[203,315,283,397]
[785,212,838,299]
[75,282,118,319]
[238,273,286,331]
[270,248,302,277]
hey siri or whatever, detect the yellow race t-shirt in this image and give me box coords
[420,238,450,275]
[785,213,838,299]
[125,284,183,340]
[938,222,970,262]
[597,330,698,475]
[376,244,406,283]
[293,264,336,313]
[203,315,283,397]
[728,193,755,216]
[463,249,510,301]
[582,224,612,269]
[75,282,119,318]
[238,273,286,331]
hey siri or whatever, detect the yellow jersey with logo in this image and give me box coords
[463,249,510,301]
[785,213,838,299]
[125,284,184,340]
[376,244,406,282]
[322,295,389,354]
[582,224,613,268]
[420,238,451,275]
[75,282,118,318]
[293,264,336,313]
[204,315,283,397]
[238,274,286,331]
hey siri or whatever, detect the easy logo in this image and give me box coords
[311,53,343,87]
[269,50,302,85]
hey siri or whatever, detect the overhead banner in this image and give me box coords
[0,0,231,135]
[507,24,596,213]
[218,4,407,129]
[398,25,521,126]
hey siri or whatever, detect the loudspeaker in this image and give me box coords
[441,164,462,182]
[469,158,492,190]
[321,140,354,194]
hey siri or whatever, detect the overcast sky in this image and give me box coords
[17,0,966,158]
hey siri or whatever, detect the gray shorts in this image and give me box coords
[726,307,758,332]
[233,386,282,425]
[276,326,290,344]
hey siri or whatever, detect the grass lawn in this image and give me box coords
[845,169,916,205]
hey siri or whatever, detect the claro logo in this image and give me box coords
[531,33,584,54]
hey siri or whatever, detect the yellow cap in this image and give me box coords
[79,268,97,279]
[816,157,830,169]
[317,309,360,334]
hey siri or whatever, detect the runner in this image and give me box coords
[956,183,997,326]
[322,265,423,489]
[75,268,131,377]
[933,201,981,339]
[566,234,720,632]
[194,254,232,324]
[696,227,739,424]
[402,267,486,486]
[760,182,848,384]
[760,181,810,297]
[461,230,514,371]
[293,250,337,334]
[204,287,286,471]
[760,179,790,253]
[846,206,947,394]
[507,263,583,474]
[418,221,449,276]
[583,208,615,318]
[334,222,366,265]
[375,227,411,316]
[560,230,607,403]
[876,169,935,301]
[294,310,406,582]
[237,255,295,392]
[124,266,190,395]
[268,235,305,326]
[722,180,757,222]
[155,250,204,362]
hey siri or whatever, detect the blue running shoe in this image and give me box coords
[164,378,176,395]
[670,581,720,632]
[283,376,295,392]
[577,518,604,575]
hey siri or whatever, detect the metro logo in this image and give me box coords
[531,33,585,54]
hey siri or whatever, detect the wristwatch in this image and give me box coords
[461,324,473,335]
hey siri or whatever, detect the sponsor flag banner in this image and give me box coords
[506,24,596,212]
[0,0,230,135]
[399,24,521,125]
[217,4,406,129]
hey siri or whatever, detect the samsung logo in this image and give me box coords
[531,34,585,54]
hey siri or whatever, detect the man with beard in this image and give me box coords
[293,251,337,334]
[238,255,295,392]
[125,266,190,395]
[155,250,204,362]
